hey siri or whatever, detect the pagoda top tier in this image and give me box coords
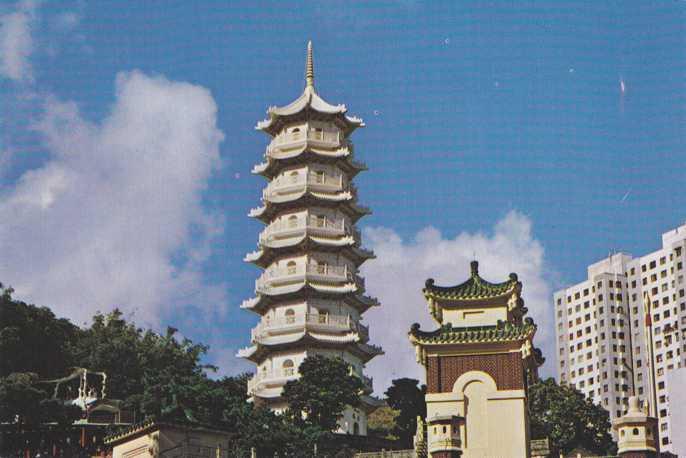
[256,41,364,137]
[423,261,525,327]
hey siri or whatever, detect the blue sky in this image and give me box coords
[1,1,685,389]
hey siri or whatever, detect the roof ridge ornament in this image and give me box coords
[305,40,314,89]
[470,260,479,277]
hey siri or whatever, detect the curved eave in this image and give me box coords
[255,87,364,137]
[249,196,371,223]
[408,322,537,347]
[423,288,517,303]
[252,153,367,179]
[245,237,375,268]
[239,334,379,363]
[422,277,520,303]
[266,143,353,161]
[252,330,365,348]
[255,281,362,301]
[241,292,379,316]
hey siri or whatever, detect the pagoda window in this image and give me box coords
[286,261,297,275]
[311,127,324,140]
[316,261,327,275]
[353,422,359,435]
[317,309,328,324]
[289,170,299,183]
[282,359,295,376]
[287,215,298,228]
[314,170,326,184]
[289,127,302,140]
[285,308,295,324]
[633,428,639,436]
[314,214,326,228]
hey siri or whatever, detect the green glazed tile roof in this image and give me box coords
[423,261,519,300]
[409,319,536,345]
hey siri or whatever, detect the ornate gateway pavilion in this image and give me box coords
[238,42,383,435]
[409,261,544,458]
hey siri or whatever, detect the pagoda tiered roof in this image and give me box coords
[245,240,374,269]
[241,291,379,315]
[253,151,367,179]
[238,334,383,363]
[423,261,520,302]
[248,194,371,224]
[255,43,364,137]
[409,320,536,345]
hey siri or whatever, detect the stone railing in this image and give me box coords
[255,263,363,293]
[267,128,342,155]
[251,313,368,341]
[263,172,345,200]
[258,216,350,244]
[247,368,298,394]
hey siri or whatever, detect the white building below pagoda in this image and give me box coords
[237,41,383,436]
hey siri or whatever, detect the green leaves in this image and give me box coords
[0,372,80,425]
[282,355,364,434]
[384,378,426,448]
[529,378,616,456]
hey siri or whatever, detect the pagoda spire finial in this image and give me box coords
[305,40,314,88]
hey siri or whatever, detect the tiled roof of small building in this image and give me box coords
[409,320,536,345]
[423,261,520,300]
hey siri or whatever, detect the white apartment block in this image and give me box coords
[555,222,686,454]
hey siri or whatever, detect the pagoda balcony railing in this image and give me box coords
[428,437,461,454]
[267,129,343,156]
[251,313,368,342]
[248,367,371,396]
[255,264,364,294]
[263,172,346,200]
[259,216,356,244]
[247,368,299,395]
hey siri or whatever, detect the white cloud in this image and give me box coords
[0,70,226,328]
[361,211,555,394]
[0,0,37,82]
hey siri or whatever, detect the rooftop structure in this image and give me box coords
[410,261,543,458]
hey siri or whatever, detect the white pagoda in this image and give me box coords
[238,42,383,435]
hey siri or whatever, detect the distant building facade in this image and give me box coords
[409,261,544,458]
[554,222,686,453]
[237,42,382,434]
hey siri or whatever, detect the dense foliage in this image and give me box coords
[283,355,364,433]
[0,284,374,456]
[367,405,398,439]
[384,378,426,448]
[529,377,616,456]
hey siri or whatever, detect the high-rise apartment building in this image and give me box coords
[555,223,686,454]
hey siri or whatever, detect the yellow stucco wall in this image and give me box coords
[426,371,530,458]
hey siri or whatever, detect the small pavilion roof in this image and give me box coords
[256,41,364,136]
[409,320,536,345]
[423,261,520,301]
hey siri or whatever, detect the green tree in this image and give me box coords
[0,372,81,425]
[0,284,79,378]
[529,377,616,456]
[0,284,253,430]
[385,378,426,448]
[69,309,144,405]
[282,356,364,438]
[367,405,399,439]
